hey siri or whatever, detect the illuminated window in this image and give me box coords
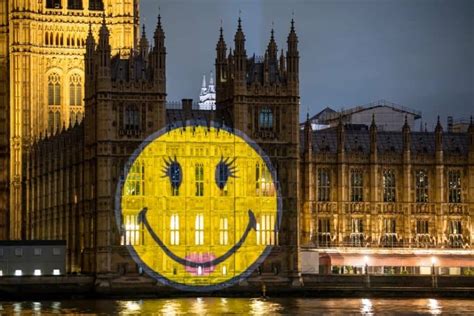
[415,170,429,203]
[317,218,331,247]
[256,214,275,245]
[89,0,104,10]
[256,163,274,196]
[219,217,229,245]
[416,219,429,234]
[195,163,204,196]
[53,269,61,275]
[14,270,22,276]
[222,265,227,275]
[67,0,82,9]
[448,220,463,248]
[259,107,273,130]
[48,111,61,135]
[46,0,62,9]
[170,214,180,246]
[48,73,61,106]
[195,214,204,245]
[350,218,364,246]
[69,74,82,106]
[124,105,140,131]
[383,169,396,202]
[350,169,363,202]
[122,214,143,246]
[34,269,42,276]
[448,170,461,203]
[126,161,145,196]
[317,168,330,202]
[381,218,397,247]
[449,220,462,235]
[415,219,431,247]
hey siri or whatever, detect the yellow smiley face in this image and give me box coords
[116,124,281,291]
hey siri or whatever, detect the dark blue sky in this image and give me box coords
[141,0,473,128]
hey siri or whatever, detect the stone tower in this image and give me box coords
[0,0,139,239]
[83,16,166,273]
[216,18,302,284]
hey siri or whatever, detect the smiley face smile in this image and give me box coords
[138,208,257,269]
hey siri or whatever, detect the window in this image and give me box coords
[416,220,429,234]
[14,270,22,276]
[415,170,429,203]
[259,107,273,130]
[383,169,396,202]
[317,169,330,202]
[122,214,143,246]
[350,218,364,246]
[350,169,363,202]
[34,248,42,256]
[381,218,397,247]
[449,220,462,235]
[68,0,82,9]
[125,161,145,196]
[256,214,276,245]
[317,218,331,247]
[448,220,463,248]
[53,269,61,275]
[448,170,461,203]
[48,111,61,135]
[69,74,82,106]
[195,214,204,245]
[416,219,431,247]
[48,73,61,106]
[52,248,61,256]
[15,248,23,256]
[34,269,42,276]
[89,0,104,10]
[0,248,3,256]
[0,270,2,276]
[124,105,140,131]
[219,217,229,245]
[170,214,179,246]
[46,0,62,9]
[195,163,204,196]
[256,162,274,196]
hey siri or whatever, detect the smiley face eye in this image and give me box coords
[162,156,182,190]
[215,157,237,189]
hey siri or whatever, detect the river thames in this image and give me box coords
[0,298,473,315]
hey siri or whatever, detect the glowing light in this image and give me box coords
[124,301,142,312]
[428,299,441,315]
[431,256,437,265]
[14,270,22,276]
[53,269,60,275]
[34,269,42,276]
[361,298,373,315]
[364,255,369,265]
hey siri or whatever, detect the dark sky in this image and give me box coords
[140,0,473,129]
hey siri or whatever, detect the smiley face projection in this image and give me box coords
[115,123,281,291]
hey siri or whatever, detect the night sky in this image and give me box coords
[140,0,473,129]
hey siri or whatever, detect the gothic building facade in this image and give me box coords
[2,3,473,282]
[0,0,139,240]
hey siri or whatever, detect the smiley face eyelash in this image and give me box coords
[162,156,182,190]
[215,156,238,190]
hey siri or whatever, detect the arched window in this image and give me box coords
[259,107,273,130]
[69,74,82,106]
[45,32,49,45]
[48,73,61,106]
[124,105,140,131]
[89,0,104,10]
[68,0,83,10]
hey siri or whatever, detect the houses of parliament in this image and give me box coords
[0,0,473,280]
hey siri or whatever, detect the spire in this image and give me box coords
[370,114,377,155]
[287,18,299,83]
[435,115,443,133]
[234,17,245,54]
[403,115,411,152]
[201,74,207,89]
[435,115,443,153]
[98,12,110,48]
[139,24,150,58]
[370,113,377,130]
[154,14,165,48]
[209,70,214,86]
[304,112,312,154]
[267,28,278,62]
[86,22,95,51]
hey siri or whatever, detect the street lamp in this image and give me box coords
[364,255,369,275]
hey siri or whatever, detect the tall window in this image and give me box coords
[350,169,363,202]
[317,218,331,247]
[448,170,461,203]
[48,73,61,106]
[256,214,275,245]
[48,111,61,135]
[448,220,463,248]
[259,107,273,130]
[317,169,330,202]
[350,218,364,246]
[125,161,145,196]
[170,214,179,246]
[416,220,429,234]
[195,214,204,245]
[415,170,429,203]
[69,74,82,106]
[68,0,82,9]
[46,0,62,9]
[256,162,274,196]
[381,218,397,247]
[416,219,431,247]
[121,214,143,246]
[383,169,396,202]
[89,0,104,10]
[124,105,140,131]
[195,163,204,196]
[219,217,229,246]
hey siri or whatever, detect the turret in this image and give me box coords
[151,14,166,88]
[85,23,96,95]
[279,49,286,75]
[435,116,443,163]
[337,115,345,154]
[402,115,411,162]
[96,14,111,89]
[286,19,299,86]
[267,28,278,63]
[139,24,149,61]
[233,18,247,82]
[201,74,207,94]
[216,27,227,83]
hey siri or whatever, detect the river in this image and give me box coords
[1,297,473,314]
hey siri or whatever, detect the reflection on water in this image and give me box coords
[0,297,473,315]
